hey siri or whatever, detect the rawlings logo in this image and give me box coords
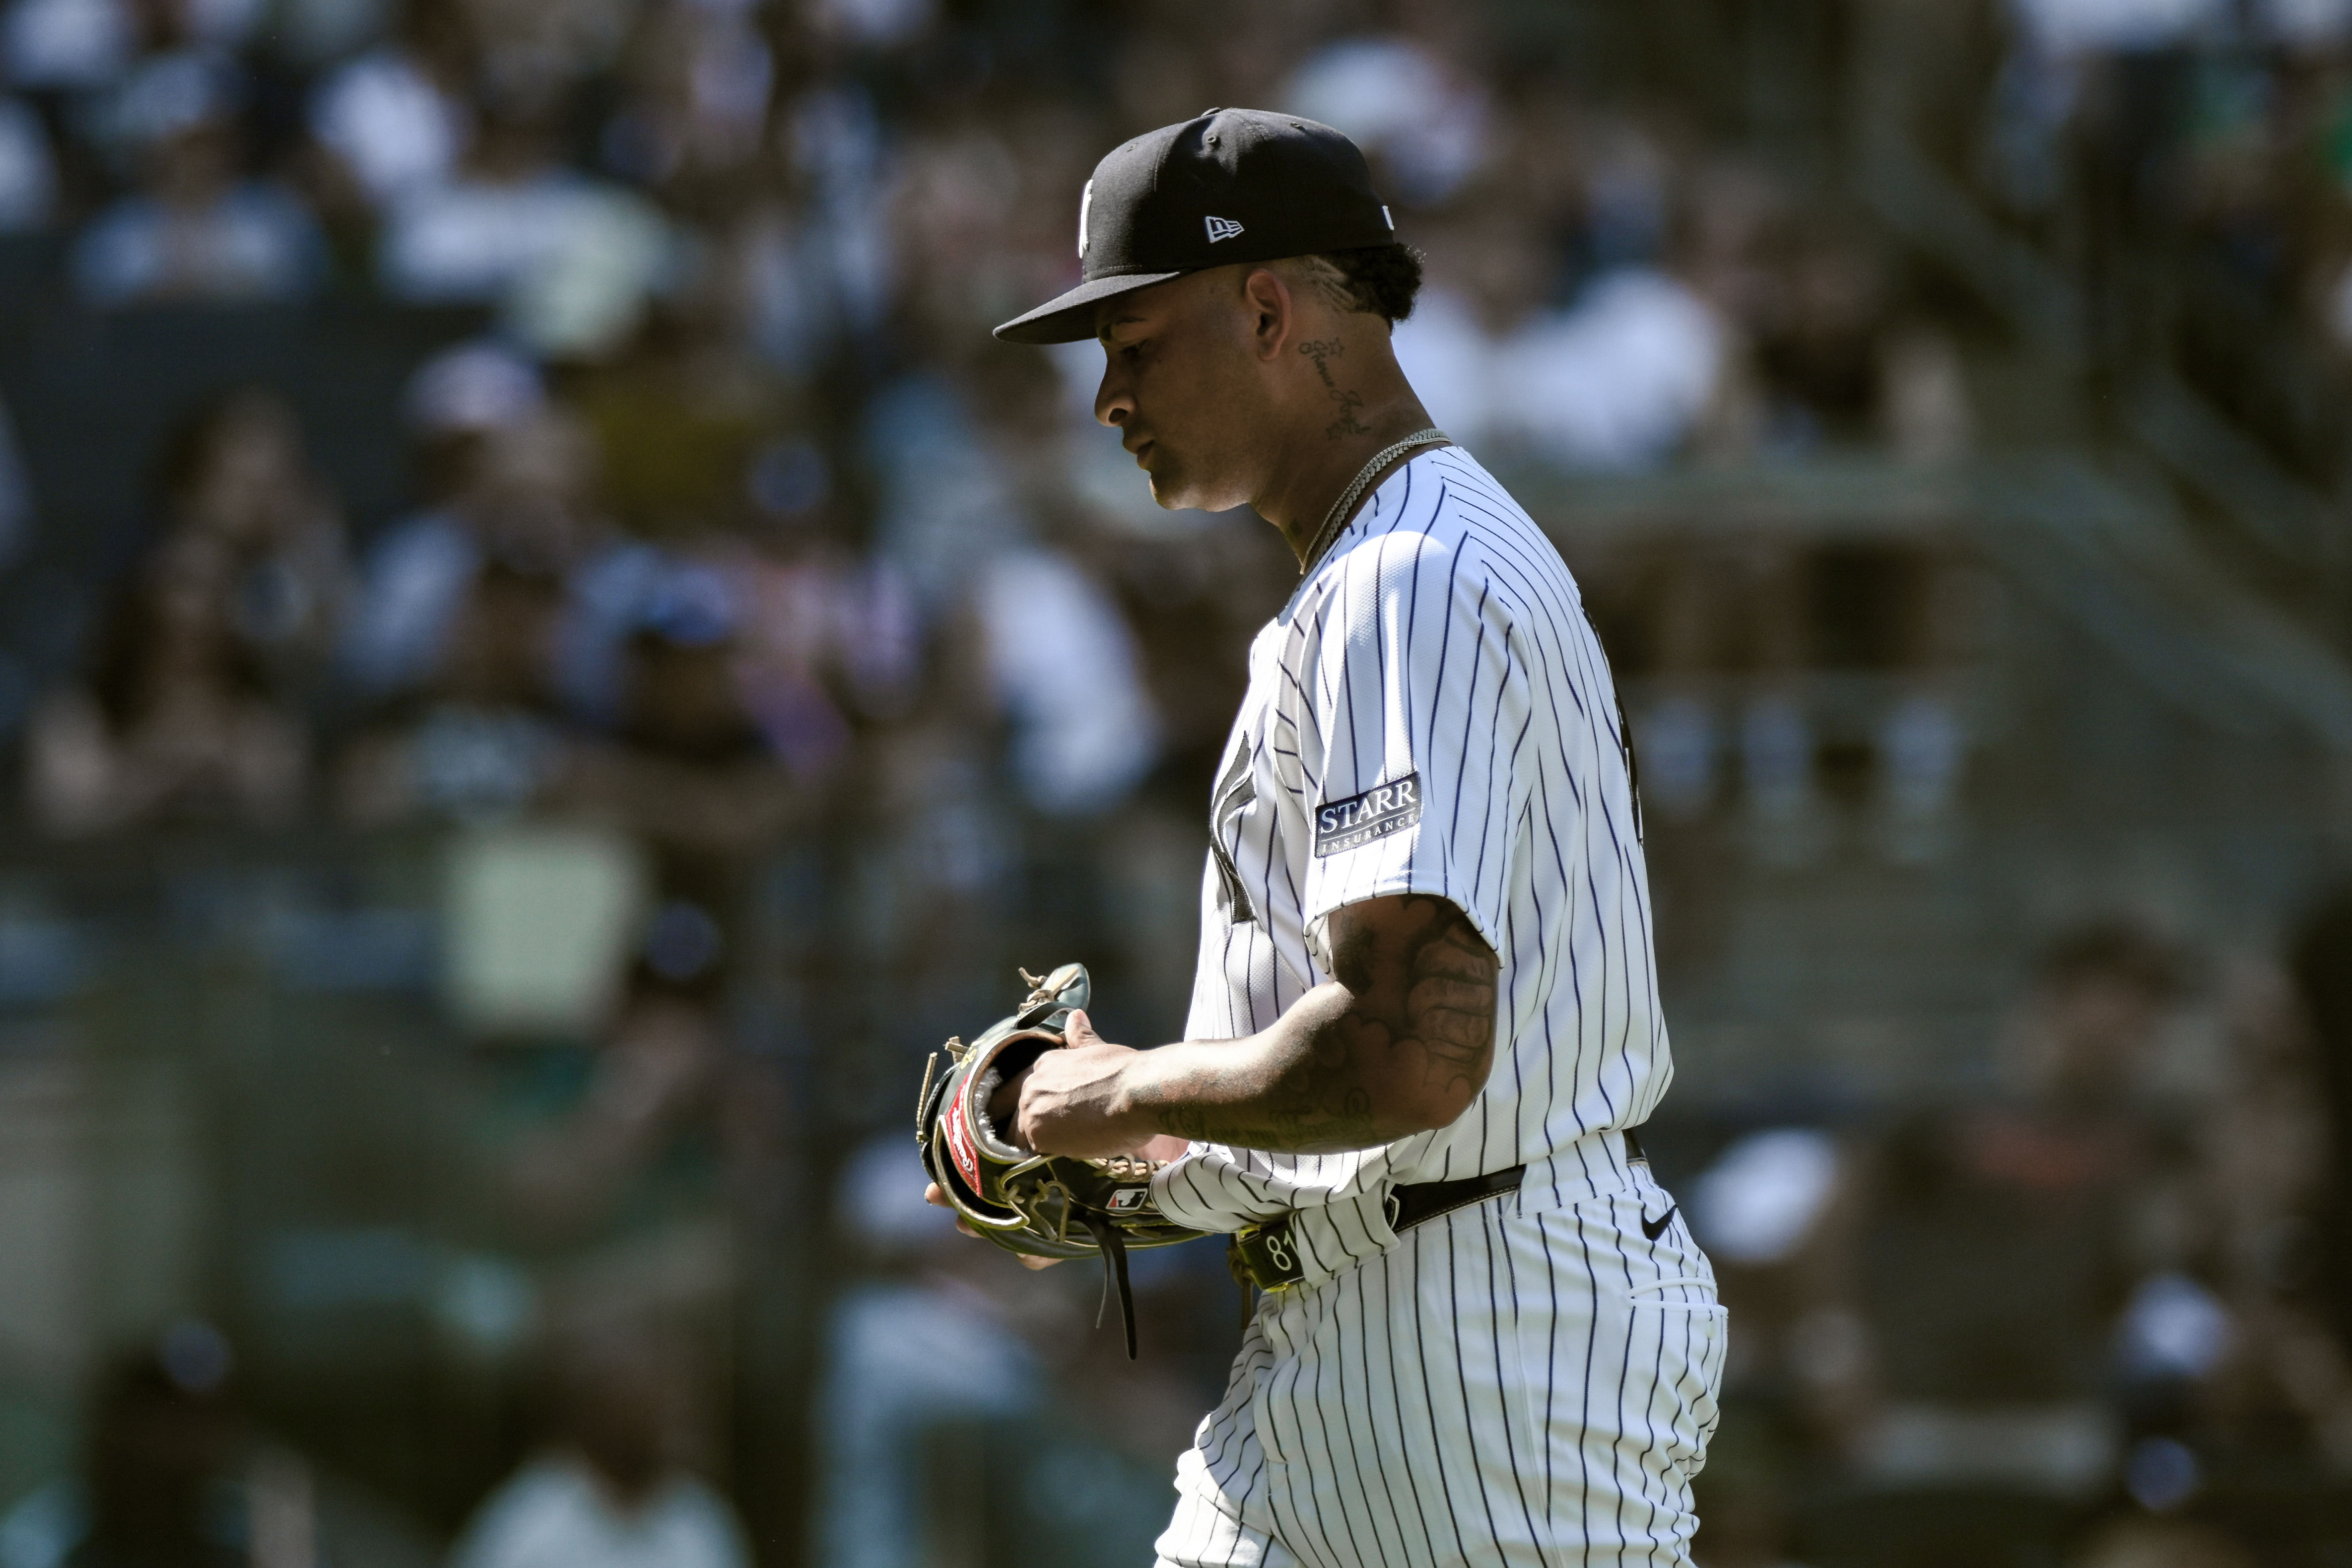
[946,1077,981,1191]
[1107,1186,1152,1215]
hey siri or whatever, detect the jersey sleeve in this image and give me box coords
[1278,528,1528,968]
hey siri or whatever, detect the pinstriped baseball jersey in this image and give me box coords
[1145,444,1719,1568]
[1150,444,1672,1243]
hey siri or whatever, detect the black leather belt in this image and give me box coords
[1228,1129,1650,1295]
[1387,1163,1526,1232]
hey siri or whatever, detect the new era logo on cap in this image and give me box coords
[995,109,1403,343]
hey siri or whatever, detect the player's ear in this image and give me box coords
[1241,267,1292,362]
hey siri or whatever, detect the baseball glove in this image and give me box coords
[916,962,1205,1356]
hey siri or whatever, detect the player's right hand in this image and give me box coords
[923,1181,1063,1268]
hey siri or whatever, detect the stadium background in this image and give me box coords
[1,0,2352,1565]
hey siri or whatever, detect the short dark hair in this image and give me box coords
[1299,244,1425,324]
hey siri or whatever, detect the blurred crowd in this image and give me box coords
[1684,917,2352,1568]
[1,0,2352,1566]
[1972,0,2352,400]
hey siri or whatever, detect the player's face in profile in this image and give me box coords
[1092,273,1266,513]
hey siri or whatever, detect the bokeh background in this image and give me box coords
[1,0,2352,1566]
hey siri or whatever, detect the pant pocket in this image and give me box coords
[1629,1299,1728,1479]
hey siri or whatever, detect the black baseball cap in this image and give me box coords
[992,108,1401,345]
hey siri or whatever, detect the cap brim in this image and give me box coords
[992,269,1191,344]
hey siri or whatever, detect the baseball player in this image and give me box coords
[971,109,1724,1567]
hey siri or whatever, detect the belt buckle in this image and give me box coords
[1228,1216,1306,1291]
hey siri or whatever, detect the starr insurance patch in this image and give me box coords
[1313,773,1423,857]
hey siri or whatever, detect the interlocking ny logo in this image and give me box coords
[1204,214,1245,244]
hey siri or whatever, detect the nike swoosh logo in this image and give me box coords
[1640,1204,1678,1242]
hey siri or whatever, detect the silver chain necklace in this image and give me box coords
[1297,428,1450,576]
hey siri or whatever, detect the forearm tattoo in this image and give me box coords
[1141,894,1498,1154]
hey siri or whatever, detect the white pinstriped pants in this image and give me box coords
[1153,1165,1726,1568]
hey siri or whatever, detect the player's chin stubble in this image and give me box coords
[1142,433,1249,513]
[1141,448,1193,509]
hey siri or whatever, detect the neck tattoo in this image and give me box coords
[1298,339,1372,439]
[1298,429,1450,576]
